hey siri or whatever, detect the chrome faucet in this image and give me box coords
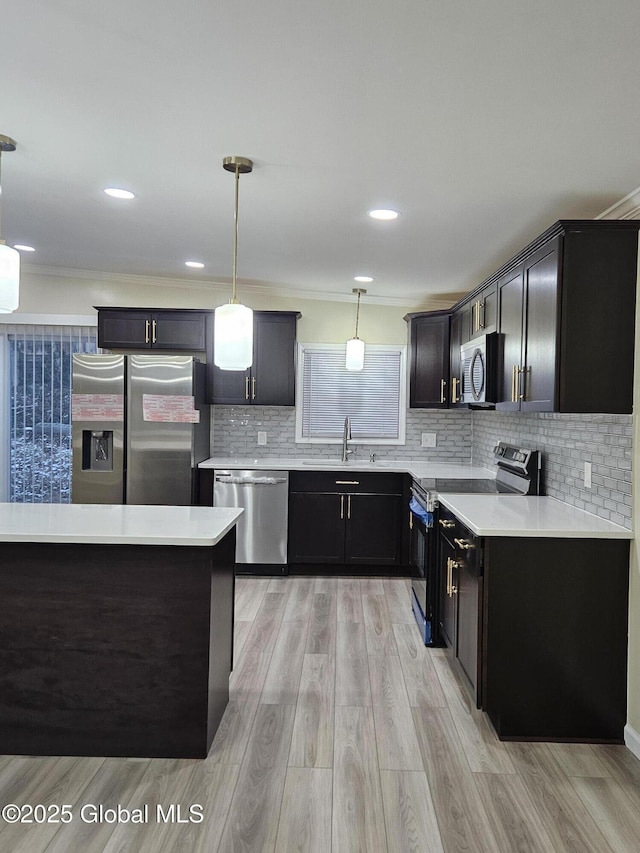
[342,416,355,463]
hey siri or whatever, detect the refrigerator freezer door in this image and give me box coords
[71,354,126,504]
[126,355,199,505]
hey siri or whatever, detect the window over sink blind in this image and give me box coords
[296,344,407,444]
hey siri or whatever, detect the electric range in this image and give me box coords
[409,442,541,645]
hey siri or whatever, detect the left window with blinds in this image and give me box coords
[0,324,98,502]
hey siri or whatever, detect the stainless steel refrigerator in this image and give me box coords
[72,354,210,505]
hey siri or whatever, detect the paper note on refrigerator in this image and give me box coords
[71,393,125,421]
[142,394,201,423]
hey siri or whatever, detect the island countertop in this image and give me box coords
[0,503,243,546]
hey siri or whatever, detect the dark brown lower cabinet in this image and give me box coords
[439,506,629,742]
[438,510,482,705]
[482,536,629,743]
[288,471,407,574]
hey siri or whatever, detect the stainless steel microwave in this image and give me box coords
[460,333,499,405]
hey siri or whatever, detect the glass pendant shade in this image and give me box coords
[0,243,19,313]
[214,302,254,370]
[345,336,365,371]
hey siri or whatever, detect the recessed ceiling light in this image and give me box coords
[185,261,205,269]
[354,275,373,283]
[368,208,400,221]
[14,244,35,252]
[103,187,136,200]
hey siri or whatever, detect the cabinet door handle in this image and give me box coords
[335,480,359,485]
[347,494,351,520]
[447,556,460,596]
[439,519,455,528]
[451,376,459,404]
[145,319,150,344]
[409,511,413,530]
[518,366,527,401]
[340,495,344,520]
[511,364,518,402]
[478,299,485,330]
[440,379,446,404]
[454,537,475,550]
[152,319,157,344]
[252,376,256,400]
[245,377,250,400]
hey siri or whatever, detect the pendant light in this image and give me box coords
[345,287,366,371]
[214,156,254,370]
[0,135,19,314]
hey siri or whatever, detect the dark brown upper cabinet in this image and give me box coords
[406,310,451,408]
[494,222,639,413]
[96,308,207,351]
[205,310,300,406]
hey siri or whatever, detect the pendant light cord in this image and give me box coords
[231,163,240,304]
[354,290,361,339]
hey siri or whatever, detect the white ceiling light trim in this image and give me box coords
[0,135,19,314]
[103,187,136,200]
[368,208,400,221]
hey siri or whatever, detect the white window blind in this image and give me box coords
[297,344,406,443]
[2,324,97,502]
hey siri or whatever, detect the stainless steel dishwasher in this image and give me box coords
[213,469,289,574]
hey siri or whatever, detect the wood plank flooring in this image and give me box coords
[1,575,639,852]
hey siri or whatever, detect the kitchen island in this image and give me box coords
[0,503,242,759]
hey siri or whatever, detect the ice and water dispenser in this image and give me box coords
[81,430,114,472]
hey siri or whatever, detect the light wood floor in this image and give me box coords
[2,576,640,852]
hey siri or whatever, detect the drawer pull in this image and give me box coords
[454,537,475,550]
[335,480,360,485]
[439,519,455,528]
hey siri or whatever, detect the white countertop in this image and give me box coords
[199,456,495,481]
[0,503,243,546]
[437,494,633,539]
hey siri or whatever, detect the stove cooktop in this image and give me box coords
[418,477,501,495]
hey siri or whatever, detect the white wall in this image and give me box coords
[15,268,418,345]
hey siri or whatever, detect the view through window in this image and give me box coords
[4,325,97,502]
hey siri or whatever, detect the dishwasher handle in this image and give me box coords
[214,475,287,485]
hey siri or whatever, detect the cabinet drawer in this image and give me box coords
[289,470,403,495]
[437,506,480,569]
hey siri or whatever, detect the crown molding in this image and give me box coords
[21,263,426,308]
[596,186,640,220]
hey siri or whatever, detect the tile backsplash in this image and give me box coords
[212,406,472,462]
[472,411,633,528]
[211,406,633,529]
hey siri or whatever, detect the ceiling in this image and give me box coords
[2,0,640,309]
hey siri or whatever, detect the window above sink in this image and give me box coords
[295,343,407,445]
